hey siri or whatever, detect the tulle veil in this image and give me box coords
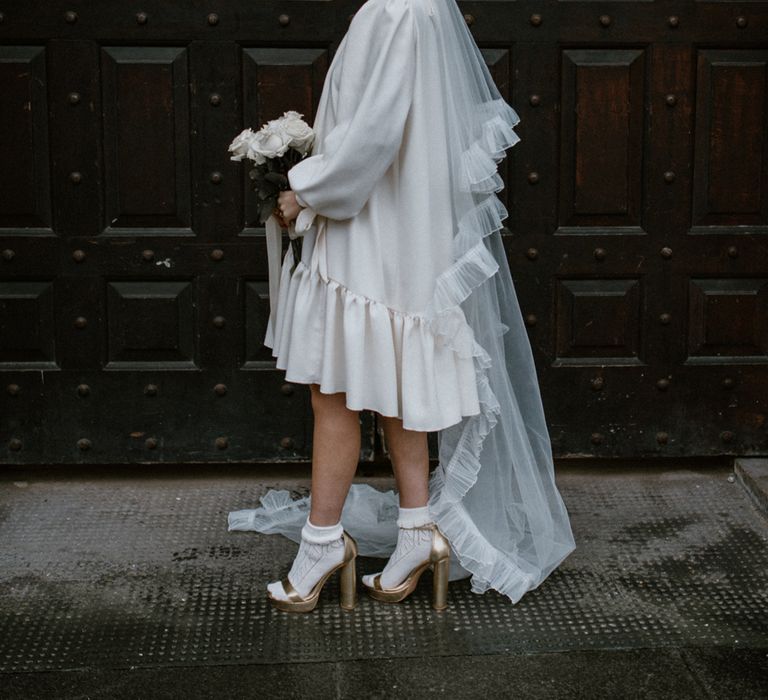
[229,0,575,603]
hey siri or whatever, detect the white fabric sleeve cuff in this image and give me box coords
[294,202,317,234]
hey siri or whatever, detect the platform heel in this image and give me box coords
[430,526,451,611]
[268,530,358,613]
[339,532,358,610]
[363,522,452,611]
[431,555,450,611]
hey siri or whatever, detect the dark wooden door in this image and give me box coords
[1,2,766,465]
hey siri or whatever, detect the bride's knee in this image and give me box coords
[309,383,352,412]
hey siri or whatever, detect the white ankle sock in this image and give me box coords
[267,517,346,601]
[362,504,434,589]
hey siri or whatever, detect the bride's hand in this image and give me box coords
[276,190,301,227]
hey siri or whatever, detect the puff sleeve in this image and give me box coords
[288,0,417,224]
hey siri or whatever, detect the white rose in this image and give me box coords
[283,114,315,156]
[228,127,256,162]
[247,124,291,162]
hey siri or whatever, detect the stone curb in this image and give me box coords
[734,457,768,516]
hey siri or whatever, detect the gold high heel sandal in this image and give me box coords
[362,523,451,611]
[267,530,358,613]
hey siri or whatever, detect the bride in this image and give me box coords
[228,0,576,612]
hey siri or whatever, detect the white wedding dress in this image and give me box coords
[230,0,576,604]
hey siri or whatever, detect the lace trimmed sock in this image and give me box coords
[267,516,346,601]
[362,504,434,589]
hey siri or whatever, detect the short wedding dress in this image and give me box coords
[230,0,576,604]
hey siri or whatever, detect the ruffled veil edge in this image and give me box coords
[228,0,575,603]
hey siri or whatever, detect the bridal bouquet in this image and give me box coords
[228,111,316,271]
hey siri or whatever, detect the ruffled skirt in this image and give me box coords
[263,234,483,433]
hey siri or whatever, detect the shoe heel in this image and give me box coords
[339,531,358,610]
[432,557,449,611]
[339,556,357,610]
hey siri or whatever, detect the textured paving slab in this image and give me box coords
[2,648,766,700]
[0,465,766,675]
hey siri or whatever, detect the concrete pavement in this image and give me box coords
[1,460,766,698]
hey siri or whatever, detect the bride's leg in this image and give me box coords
[362,415,434,589]
[379,415,429,507]
[267,384,360,602]
[308,384,361,524]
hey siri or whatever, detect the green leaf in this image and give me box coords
[264,171,288,187]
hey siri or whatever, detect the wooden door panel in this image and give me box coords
[0,281,56,366]
[105,279,197,369]
[555,279,643,363]
[687,278,768,362]
[101,46,193,234]
[559,49,646,229]
[0,46,51,231]
[692,49,768,229]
